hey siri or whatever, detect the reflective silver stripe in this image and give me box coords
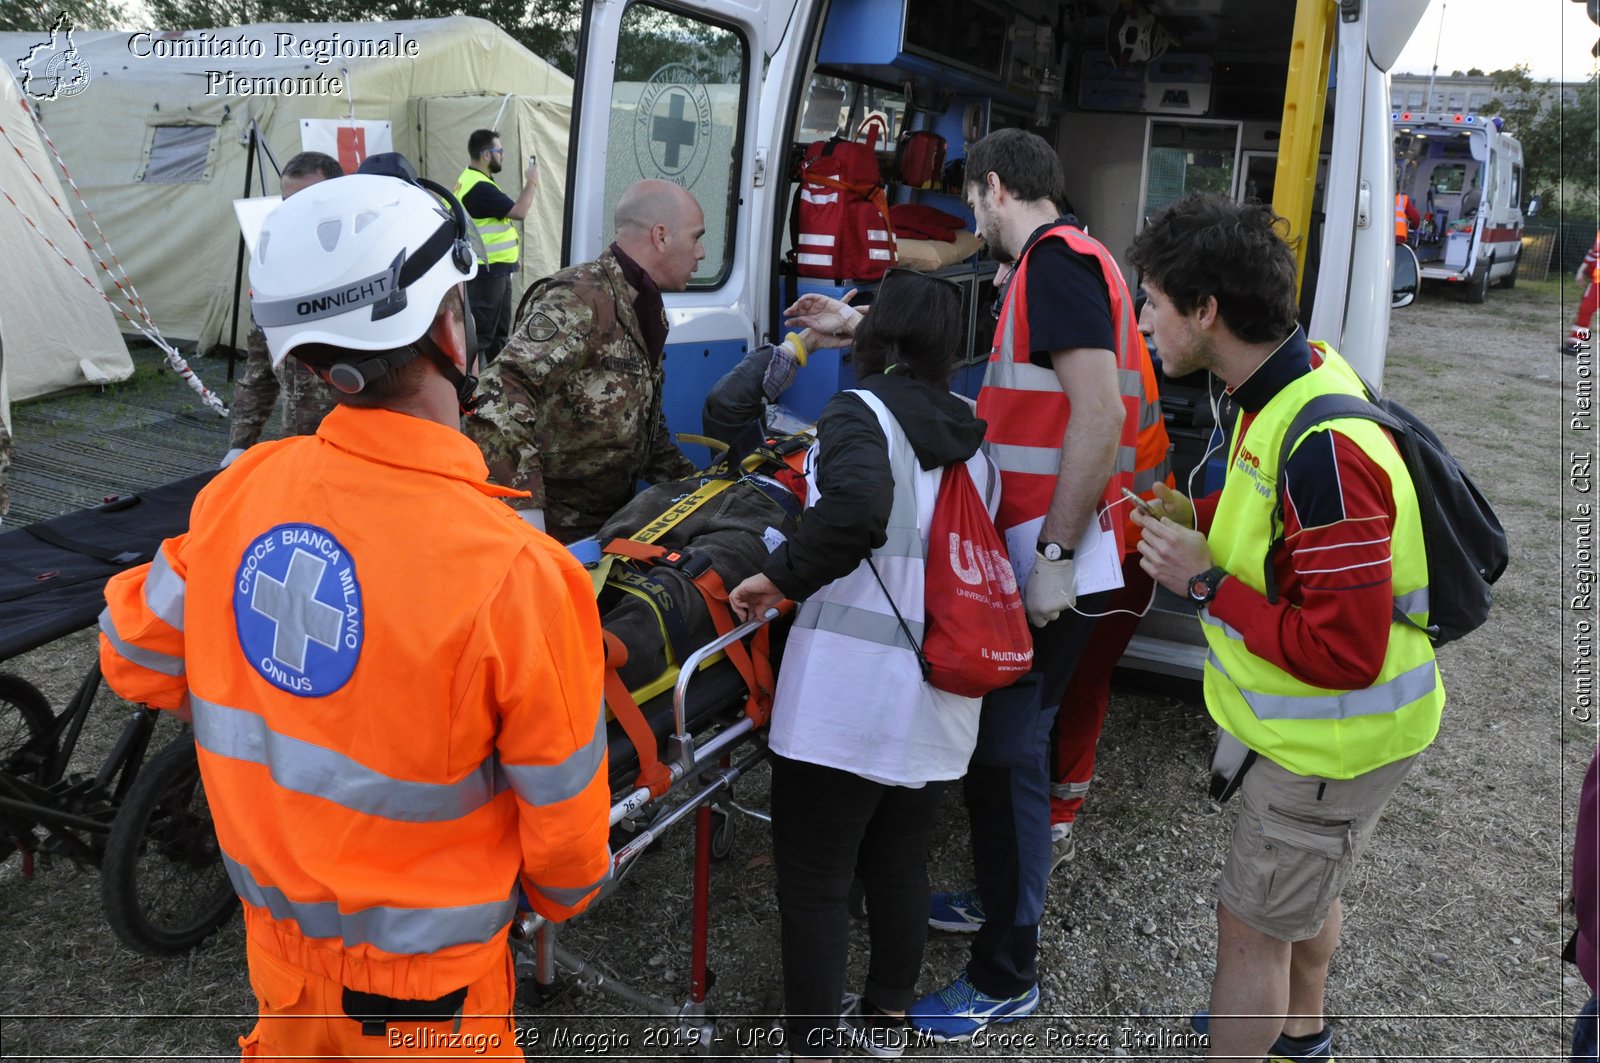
[988,441,1060,477]
[225,854,515,952]
[478,222,513,235]
[879,525,926,560]
[797,232,837,246]
[1113,443,1138,474]
[145,550,186,631]
[1207,652,1439,721]
[796,253,834,266]
[1198,606,1246,642]
[794,599,923,650]
[1139,395,1164,430]
[98,607,185,676]
[983,357,1061,392]
[1394,587,1430,616]
[1117,367,1143,398]
[502,713,607,808]
[526,864,611,909]
[191,696,504,822]
[1131,458,1172,493]
[1050,781,1091,799]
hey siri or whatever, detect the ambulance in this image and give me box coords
[559,0,1431,675]
[1393,108,1525,302]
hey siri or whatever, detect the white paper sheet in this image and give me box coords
[1004,506,1126,598]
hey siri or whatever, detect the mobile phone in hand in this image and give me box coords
[1121,486,1155,516]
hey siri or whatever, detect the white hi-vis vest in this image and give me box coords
[767,388,997,786]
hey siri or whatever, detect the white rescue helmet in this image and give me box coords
[250,174,478,369]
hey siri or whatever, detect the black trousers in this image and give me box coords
[771,755,945,1055]
[962,591,1106,998]
[466,270,513,363]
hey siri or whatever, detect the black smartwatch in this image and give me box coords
[1037,541,1074,562]
[1187,566,1228,608]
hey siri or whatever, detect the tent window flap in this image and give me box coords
[142,125,214,183]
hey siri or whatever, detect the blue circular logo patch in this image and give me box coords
[233,523,363,697]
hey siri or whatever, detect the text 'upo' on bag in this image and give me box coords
[922,463,1035,695]
[1270,388,1509,646]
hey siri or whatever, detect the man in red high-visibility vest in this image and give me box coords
[1567,231,1600,356]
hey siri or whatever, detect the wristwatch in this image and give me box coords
[1037,541,1074,562]
[1187,566,1228,608]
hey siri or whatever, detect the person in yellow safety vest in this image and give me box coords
[1128,193,1443,1063]
[455,128,539,363]
[1394,193,1419,244]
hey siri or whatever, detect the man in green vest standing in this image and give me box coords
[1128,194,1444,1063]
[455,128,538,362]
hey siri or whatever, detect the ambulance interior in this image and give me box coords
[1395,128,1483,265]
[767,0,1338,673]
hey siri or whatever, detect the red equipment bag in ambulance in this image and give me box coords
[897,130,947,190]
[791,124,897,283]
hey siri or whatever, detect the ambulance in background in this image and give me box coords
[1393,109,1526,303]
[559,0,1431,676]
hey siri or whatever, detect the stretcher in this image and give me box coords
[510,447,807,1045]
[0,471,236,955]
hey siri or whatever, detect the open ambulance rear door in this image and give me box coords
[568,0,823,457]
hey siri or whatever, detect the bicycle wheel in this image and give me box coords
[0,674,56,866]
[101,736,238,954]
[0,673,56,776]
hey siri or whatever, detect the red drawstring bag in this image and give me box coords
[921,463,1034,696]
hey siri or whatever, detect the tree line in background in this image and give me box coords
[6,5,1596,217]
[0,0,588,72]
[1481,65,1599,217]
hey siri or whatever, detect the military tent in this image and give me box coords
[0,16,571,352]
[0,66,132,425]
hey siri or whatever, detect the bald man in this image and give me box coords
[467,180,706,541]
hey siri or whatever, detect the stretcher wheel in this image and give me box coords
[710,806,736,861]
[847,876,868,920]
[101,736,238,954]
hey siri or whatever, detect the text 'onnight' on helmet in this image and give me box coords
[249,174,478,368]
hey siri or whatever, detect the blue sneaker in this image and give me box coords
[1190,1011,1334,1062]
[927,888,985,932]
[907,971,1039,1042]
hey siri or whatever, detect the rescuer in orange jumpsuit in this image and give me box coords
[99,174,611,1059]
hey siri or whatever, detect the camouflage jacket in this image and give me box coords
[467,248,697,542]
[227,325,336,450]
[0,417,11,521]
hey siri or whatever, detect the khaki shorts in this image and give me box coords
[1218,752,1418,941]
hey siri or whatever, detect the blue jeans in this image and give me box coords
[1574,996,1598,1062]
[961,591,1106,998]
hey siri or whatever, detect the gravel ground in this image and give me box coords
[0,274,1588,1060]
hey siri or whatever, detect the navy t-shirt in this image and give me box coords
[1019,219,1115,368]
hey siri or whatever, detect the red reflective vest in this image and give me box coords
[100,406,610,1000]
[977,223,1145,555]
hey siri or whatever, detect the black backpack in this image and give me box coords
[1266,384,1508,646]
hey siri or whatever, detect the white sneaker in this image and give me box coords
[1050,822,1076,873]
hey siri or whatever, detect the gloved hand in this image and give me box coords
[519,507,547,533]
[220,447,246,469]
[1148,481,1195,529]
[1023,553,1075,628]
[760,332,809,401]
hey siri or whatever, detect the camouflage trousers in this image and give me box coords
[228,329,336,449]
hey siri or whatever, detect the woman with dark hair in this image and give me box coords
[730,270,1000,1062]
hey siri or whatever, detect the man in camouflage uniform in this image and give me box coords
[222,152,342,466]
[468,179,705,542]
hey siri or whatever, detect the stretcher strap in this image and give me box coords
[600,630,672,798]
[628,478,736,545]
[688,568,776,727]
